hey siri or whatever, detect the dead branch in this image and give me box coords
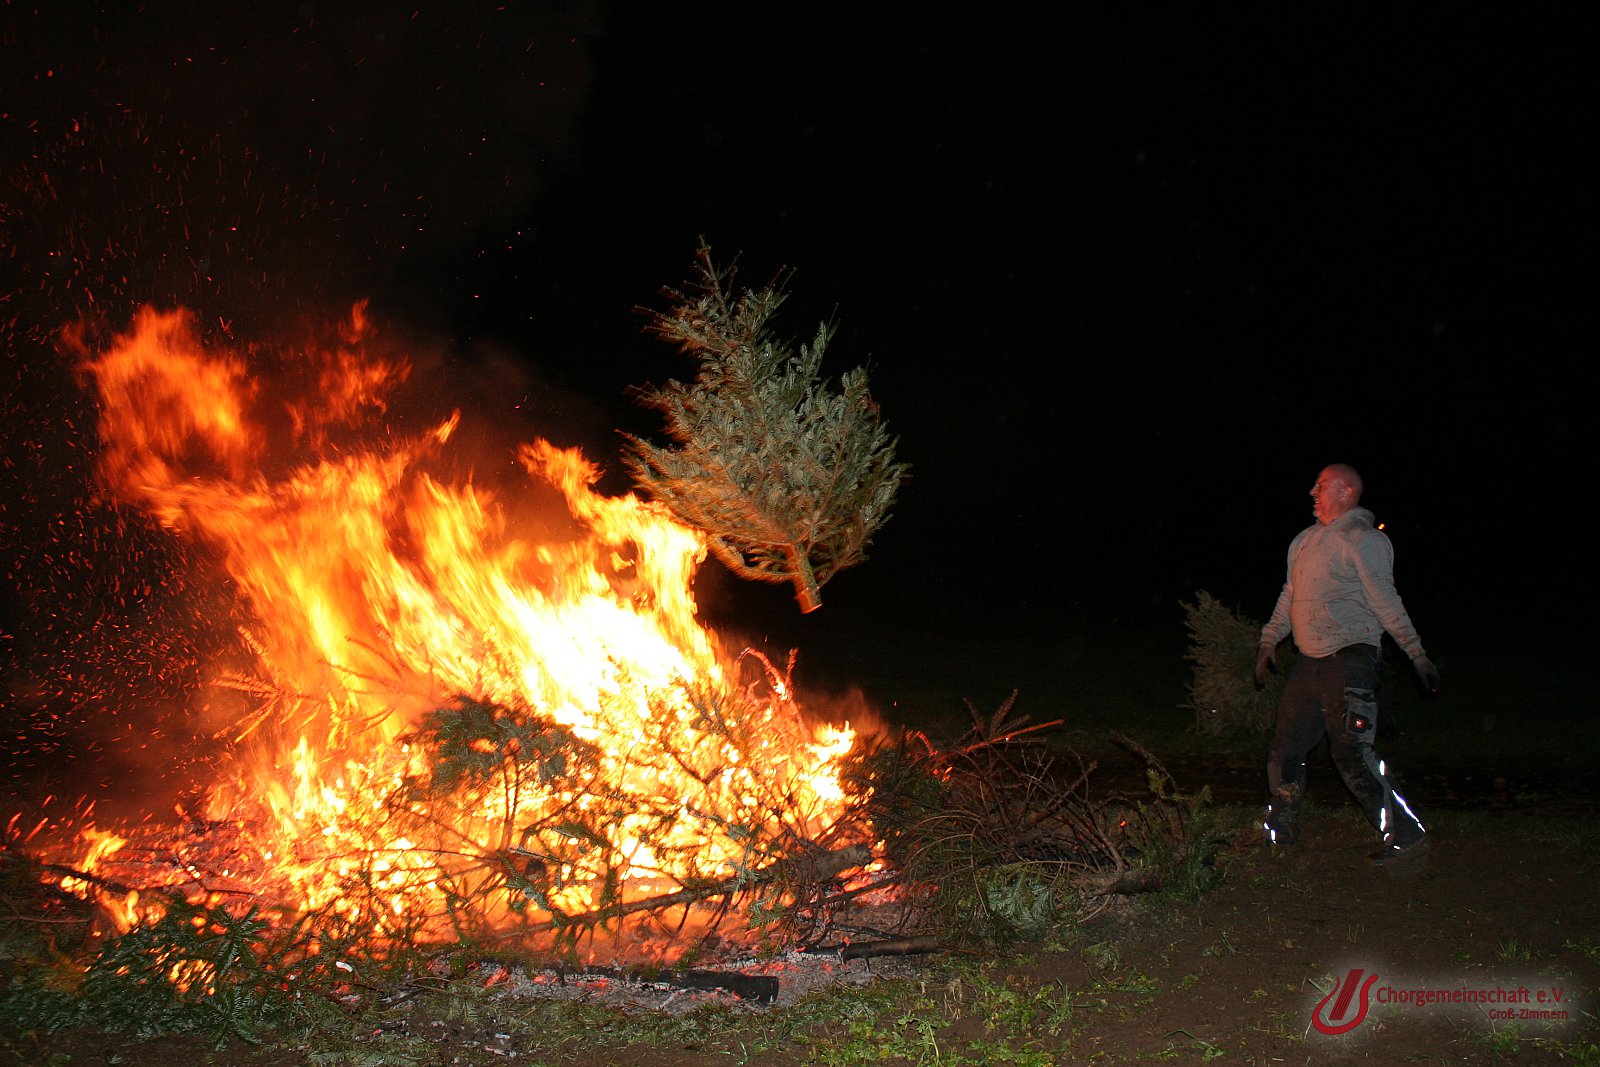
[802,871,905,911]
[526,842,871,933]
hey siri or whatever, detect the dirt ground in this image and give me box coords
[1035,805,1600,1065]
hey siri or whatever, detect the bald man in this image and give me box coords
[1255,464,1441,868]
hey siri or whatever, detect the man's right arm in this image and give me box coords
[1255,584,1292,688]
[1260,534,1300,652]
[1260,582,1292,652]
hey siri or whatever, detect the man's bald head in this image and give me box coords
[1311,464,1363,524]
[1324,464,1363,501]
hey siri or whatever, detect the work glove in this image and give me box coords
[1414,656,1441,697]
[1253,646,1276,690]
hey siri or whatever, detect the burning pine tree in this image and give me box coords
[624,246,907,613]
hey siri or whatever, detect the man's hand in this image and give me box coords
[1254,646,1276,690]
[1414,656,1441,697]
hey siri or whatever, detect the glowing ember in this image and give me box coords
[43,304,864,943]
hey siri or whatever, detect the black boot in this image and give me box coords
[1262,804,1300,846]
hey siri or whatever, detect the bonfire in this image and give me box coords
[4,258,1204,1034]
[14,286,880,956]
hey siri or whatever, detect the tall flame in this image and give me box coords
[58,304,860,941]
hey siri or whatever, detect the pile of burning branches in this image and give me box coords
[1,678,1224,1044]
[0,653,875,1038]
[10,649,874,950]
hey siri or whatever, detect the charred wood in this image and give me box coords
[562,964,779,1003]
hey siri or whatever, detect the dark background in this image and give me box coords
[1,4,1586,749]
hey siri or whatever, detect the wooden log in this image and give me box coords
[837,934,946,962]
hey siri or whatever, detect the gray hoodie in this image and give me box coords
[1260,506,1427,662]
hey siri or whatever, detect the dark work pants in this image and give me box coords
[1266,644,1425,844]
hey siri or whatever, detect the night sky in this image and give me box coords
[2,5,1586,736]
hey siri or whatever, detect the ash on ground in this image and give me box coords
[479,946,931,1016]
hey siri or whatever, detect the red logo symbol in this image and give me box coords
[1313,967,1378,1035]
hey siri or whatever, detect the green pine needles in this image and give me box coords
[624,245,908,612]
[1181,591,1282,736]
[0,898,330,1046]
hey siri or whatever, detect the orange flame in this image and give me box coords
[57,305,862,940]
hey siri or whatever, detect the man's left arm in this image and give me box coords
[1353,531,1441,695]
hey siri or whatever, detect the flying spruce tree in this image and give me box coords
[622,245,907,613]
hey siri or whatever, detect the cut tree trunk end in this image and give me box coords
[789,547,823,612]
